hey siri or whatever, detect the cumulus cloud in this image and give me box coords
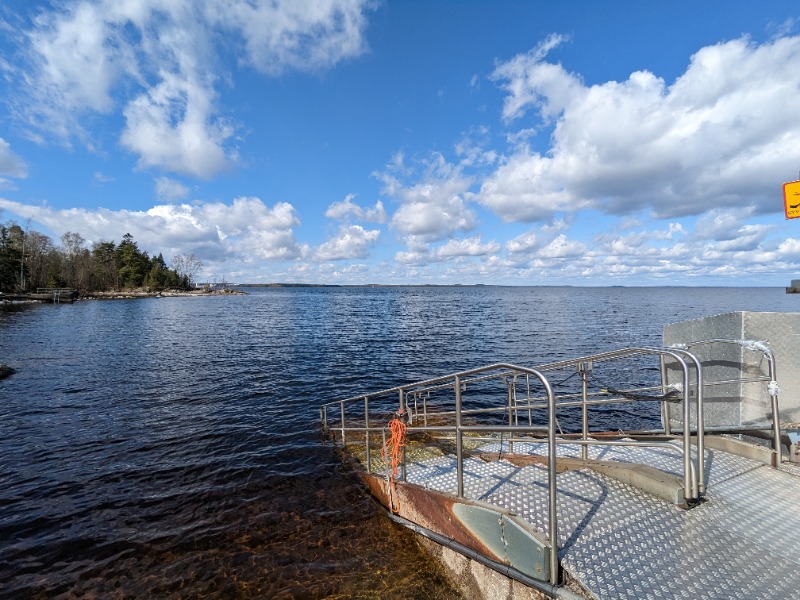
[506,219,573,256]
[0,138,27,178]
[395,235,499,265]
[434,236,500,259]
[777,238,800,256]
[14,0,373,177]
[155,176,190,202]
[315,224,380,260]
[378,153,476,243]
[0,196,303,263]
[325,194,386,223]
[482,34,800,222]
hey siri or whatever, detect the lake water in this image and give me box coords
[1,286,797,598]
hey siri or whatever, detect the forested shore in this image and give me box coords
[0,219,202,295]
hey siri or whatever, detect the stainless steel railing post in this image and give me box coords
[455,375,464,498]
[364,396,371,473]
[544,373,559,585]
[526,374,532,426]
[671,349,705,494]
[579,362,590,461]
[660,354,671,435]
[507,378,515,454]
[340,400,346,446]
[769,353,783,465]
[677,354,695,501]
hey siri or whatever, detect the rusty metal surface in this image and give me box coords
[361,473,497,560]
[361,472,552,582]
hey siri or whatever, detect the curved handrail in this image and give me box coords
[675,338,781,465]
[319,350,706,585]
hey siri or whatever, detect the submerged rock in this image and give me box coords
[0,364,15,380]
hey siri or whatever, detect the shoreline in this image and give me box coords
[80,288,247,300]
[0,288,246,304]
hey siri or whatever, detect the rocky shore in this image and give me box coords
[80,288,247,300]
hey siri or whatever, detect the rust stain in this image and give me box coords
[360,473,502,561]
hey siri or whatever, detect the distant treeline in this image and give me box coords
[0,220,203,294]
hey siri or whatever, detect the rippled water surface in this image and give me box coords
[1,286,796,598]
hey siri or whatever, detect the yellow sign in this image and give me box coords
[785,180,800,219]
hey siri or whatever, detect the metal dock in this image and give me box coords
[320,312,800,599]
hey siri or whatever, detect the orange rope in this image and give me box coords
[382,416,407,513]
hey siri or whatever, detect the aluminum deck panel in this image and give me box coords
[400,443,800,599]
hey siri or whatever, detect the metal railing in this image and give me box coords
[321,363,560,584]
[320,350,703,586]
[319,340,785,589]
[667,338,782,465]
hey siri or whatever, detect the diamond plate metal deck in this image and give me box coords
[400,441,800,599]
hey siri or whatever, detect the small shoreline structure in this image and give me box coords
[321,311,800,599]
[0,288,78,303]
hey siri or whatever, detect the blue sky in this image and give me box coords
[2,0,800,285]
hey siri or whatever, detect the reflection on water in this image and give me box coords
[0,287,795,598]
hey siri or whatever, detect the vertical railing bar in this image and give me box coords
[660,354,671,435]
[340,400,346,446]
[682,352,705,494]
[543,373,559,585]
[526,374,532,426]
[678,355,695,500]
[455,375,464,498]
[401,440,407,481]
[767,349,782,465]
[364,396,371,473]
[381,427,387,472]
[580,362,589,461]
[507,378,514,455]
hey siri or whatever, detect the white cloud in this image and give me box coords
[325,194,386,223]
[482,34,800,222]
[94,171,114,184]
[155,176,190,202]
[207,0,371,75]
[15,0,374,177]
[778,238,800,256]
[315,224,380,260]
[506,219,573,255]
[492,33,574,123]
[506,230,538,254]
[434,236,500,259]
[120,75,234,178]
[536,234,586,259]
[380,154,476,243]
[394,235,499,265]
[0,137,27,178]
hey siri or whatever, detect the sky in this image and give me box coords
[1,0,800,286]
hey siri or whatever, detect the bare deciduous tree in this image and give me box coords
[171,253,203,287]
